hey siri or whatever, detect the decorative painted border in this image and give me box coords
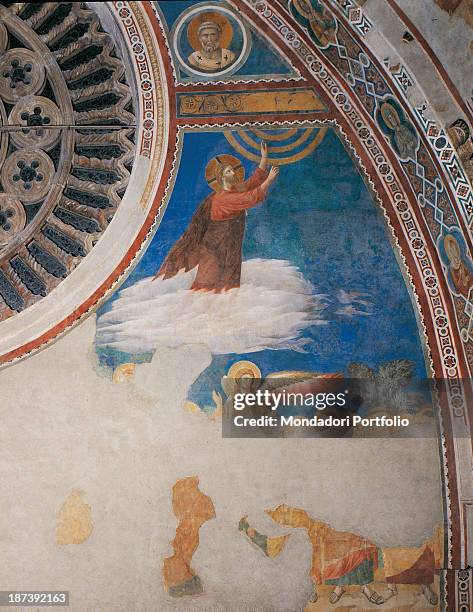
[242,0,465,384]
[115,1,159,160]
[0,2,469,605]
[235,0,473,600]
[326,0,473,376]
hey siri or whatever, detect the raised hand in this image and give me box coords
[268,165,279,182]
[259,140,268,170]
[262,166,279,191]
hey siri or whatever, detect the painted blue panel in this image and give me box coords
[96,129,427,394]
[156,0,297,79]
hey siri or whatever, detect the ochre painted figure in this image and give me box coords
[267,504,442,607]
[444,234,473,299]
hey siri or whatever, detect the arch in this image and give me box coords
[0,2,470,603]
[231,0,473,594]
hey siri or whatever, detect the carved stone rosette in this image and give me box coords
[0,2,135,319]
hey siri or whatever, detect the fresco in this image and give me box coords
[161,0,296,81]
[1,0,473,609]
[172,3,251,77]
[93,124,443,606]
[96,127,429,410]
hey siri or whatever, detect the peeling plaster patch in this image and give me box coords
[56,491,93,545]
[163,476,216,597]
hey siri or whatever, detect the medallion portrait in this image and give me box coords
[376,97,419,161]
[172,3,251,79]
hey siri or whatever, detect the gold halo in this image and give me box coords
[239,128,313,153]
[444,234,460,261]
[252,128,299,142]
[227,360,261,379]
[205,154,245,191]
[224,128,327,166]
[187,12,233,51]
[267,371,343,379]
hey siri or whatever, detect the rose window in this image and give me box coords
[0,3,135,319]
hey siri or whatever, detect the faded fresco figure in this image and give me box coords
[444,233,473,299]
[291,0,337,47]
[188,20,236,72]
[155,141,279,292]
[267,504,384,606]
[380,102,419,159]
[238,515,291,558]
[267,504,442,608]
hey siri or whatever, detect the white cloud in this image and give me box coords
[96,259,328,355]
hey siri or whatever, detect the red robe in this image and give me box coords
[451,262,473,298]
[156,168,268,291]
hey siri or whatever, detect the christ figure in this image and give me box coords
[154,141,279,292]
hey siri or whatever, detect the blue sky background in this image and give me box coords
[157,0,295,78]
[96,128,428,404]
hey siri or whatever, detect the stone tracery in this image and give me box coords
[0,2,135,318]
